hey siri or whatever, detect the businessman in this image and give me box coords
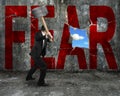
[26,25,52,86]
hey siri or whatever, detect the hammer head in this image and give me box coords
[32,6,48,18]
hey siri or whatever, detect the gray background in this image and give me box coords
[0,0,120,71]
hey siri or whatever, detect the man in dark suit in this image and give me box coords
[26,25,51,86]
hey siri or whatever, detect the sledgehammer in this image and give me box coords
[32,6,53,41]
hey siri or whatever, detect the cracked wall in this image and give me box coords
[0,0,120,71]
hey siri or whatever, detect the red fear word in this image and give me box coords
[5,6,118,70]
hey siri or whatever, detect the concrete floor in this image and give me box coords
[0,70,120,96]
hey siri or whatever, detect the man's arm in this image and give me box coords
[46,32,53,42]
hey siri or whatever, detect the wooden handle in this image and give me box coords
[41,17,53,40]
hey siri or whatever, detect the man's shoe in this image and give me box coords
[37,83,49,87]
[26,77,35,81]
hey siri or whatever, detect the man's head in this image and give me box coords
[41,25,46,32]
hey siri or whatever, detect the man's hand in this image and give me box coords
[45,32,53,42]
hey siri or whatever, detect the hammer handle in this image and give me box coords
[41,17,53,40]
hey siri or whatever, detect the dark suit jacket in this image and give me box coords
[30,31,50,58]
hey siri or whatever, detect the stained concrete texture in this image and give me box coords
[0,71,120,96]
[0,0,120,71]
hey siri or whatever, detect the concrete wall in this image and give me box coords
[0,0,120,71]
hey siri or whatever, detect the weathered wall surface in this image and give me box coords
[0,0,120,71]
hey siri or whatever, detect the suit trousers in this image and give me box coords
[27,56,47,84]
